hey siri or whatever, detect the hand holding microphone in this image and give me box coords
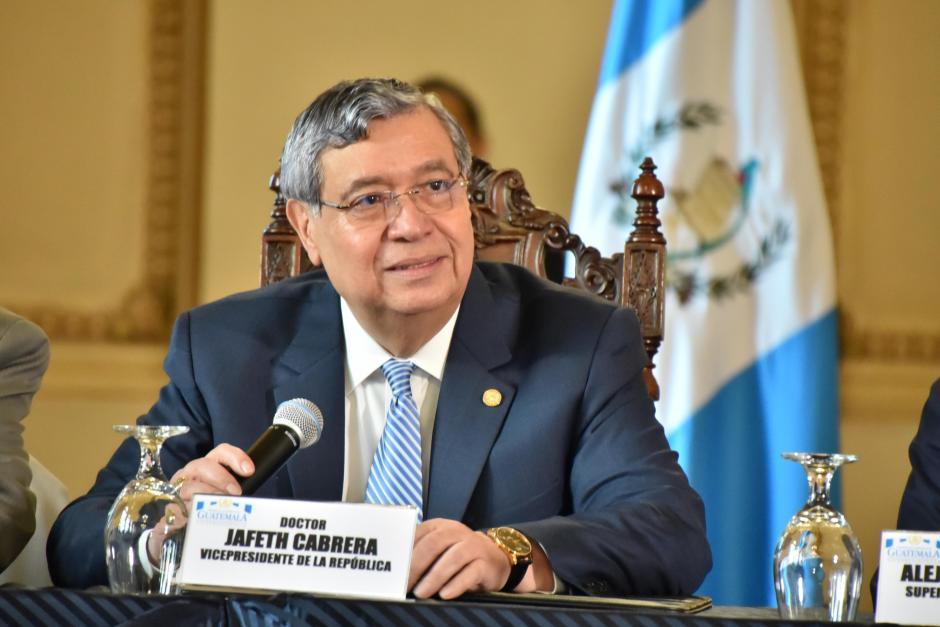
[238,398,323,495]
[170,399,323,506]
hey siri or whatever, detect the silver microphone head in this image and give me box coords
[273,398,323,448]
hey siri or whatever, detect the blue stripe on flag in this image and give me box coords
[598,0,706,86]
[669,309,840,606]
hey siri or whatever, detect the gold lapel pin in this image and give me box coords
[482,388,502,407]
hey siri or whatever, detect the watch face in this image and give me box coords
[495,527,532,554]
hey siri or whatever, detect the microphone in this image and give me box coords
[238,398,324,495]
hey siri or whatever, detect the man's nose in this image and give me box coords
[386,189,423,217]
[386,193,432,237]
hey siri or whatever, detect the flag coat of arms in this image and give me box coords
[570,0,839,605]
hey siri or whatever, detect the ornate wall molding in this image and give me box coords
[791,0,847,252]
[14,0,205,343]
[840,312,940,364]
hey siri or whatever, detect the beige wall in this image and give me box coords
[0,1,148,312]
[837,0,940,331]
[2,0,939,610]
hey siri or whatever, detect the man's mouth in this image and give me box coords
[387,256,443,272]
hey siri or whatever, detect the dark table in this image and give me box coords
[0,586,876,626]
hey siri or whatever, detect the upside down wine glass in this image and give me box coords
[773,453,863,621]
[105,425,189,595]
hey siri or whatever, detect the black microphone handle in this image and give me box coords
[237,424,300,495]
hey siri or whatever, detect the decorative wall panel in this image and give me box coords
[6,0,204,342]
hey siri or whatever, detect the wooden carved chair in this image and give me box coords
[261,157,666,399]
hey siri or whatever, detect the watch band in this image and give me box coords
[501,558,530,592]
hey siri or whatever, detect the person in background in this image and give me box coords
[418,76,565,282]
[0,307,50,573]
[417,76,488,158]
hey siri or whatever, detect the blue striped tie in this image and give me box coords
[364,359,423,521]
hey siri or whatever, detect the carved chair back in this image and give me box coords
[261,157,666,399]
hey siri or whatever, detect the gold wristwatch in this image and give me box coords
[485,527,533,592]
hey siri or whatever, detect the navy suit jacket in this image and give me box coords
[898,378,940,530]
[48,263,711,594]
[871,377,940,605]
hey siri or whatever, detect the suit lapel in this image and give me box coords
[427,267,517,521]
[272,283,345,502]
[267,266,519,514]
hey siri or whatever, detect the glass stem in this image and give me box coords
[136,435,166,481]
[806,464,835,507]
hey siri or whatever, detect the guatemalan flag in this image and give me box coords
[570,0,839,606]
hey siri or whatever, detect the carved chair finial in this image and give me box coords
[268,167,281,194]
[261,165,311,285]
[630,157,666,241]
[624,157,666,400]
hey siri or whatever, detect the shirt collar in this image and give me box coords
[340,298,459,390]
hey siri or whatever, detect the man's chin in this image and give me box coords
[384,289,463,319]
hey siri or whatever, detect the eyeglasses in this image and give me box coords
[319,176,468,225]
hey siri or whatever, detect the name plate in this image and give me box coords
[178,495,417,600]
[875,530,940,625]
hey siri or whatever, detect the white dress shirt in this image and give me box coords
[339,298,459,503]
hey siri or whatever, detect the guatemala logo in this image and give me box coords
[194,497,254,525]
[608,101,790,305]
[883,534,940,561]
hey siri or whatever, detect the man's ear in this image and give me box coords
[286,199,322,266]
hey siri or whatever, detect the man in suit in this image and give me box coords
[871,378,940,606]
[0,307,50,573]
[49,78,711,596]
[898,378,940,530]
